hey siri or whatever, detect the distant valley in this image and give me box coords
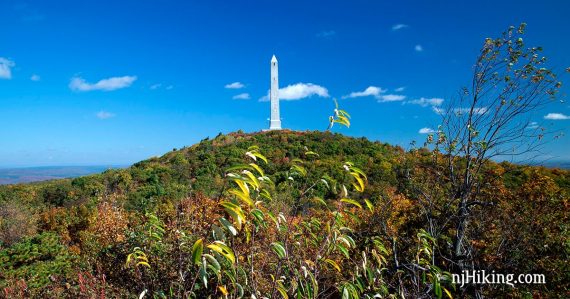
[0,166,125,185]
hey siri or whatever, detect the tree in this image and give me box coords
[417,23,564,271]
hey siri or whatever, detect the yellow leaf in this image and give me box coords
[229,189,254,207]
[234,179,249,195]
[249,163,265,176]
[207,241,236,264]
[324,258,341,272]
[218,285,229,296]
[137,261,151,268]
[341,198,362,209]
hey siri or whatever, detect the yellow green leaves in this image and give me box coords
[328,99,351,130]
[245,145,268,164]
[333,110,351,128]
[351,175,365,192]
[220,201,245,231]
[343,162,367,192]
[145,213,165,242]
[290,158,307,177]
[249,162,265,177]
[304,151,319,158]
[126,247,150,269]
[364,199,374,212]
[276,280,289,299]
[207,241,235,264]
[324,258,341,272]
[225,147,272,209]
[340,198,362,209]
[191,239,203,265]
[241,170,261,190]
[228,189,254,207]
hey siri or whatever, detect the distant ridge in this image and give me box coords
[0,166,124,185]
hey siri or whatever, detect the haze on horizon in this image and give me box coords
[1,0,569,168]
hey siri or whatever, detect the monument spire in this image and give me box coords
[269,55,282,130]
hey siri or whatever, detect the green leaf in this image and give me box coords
[342,287,349,299]
[337,244,350,258]
[200,266,208,288]
[235,283,244,298]
[203,254,220,273]
[220,201,245,230]
[191,239,203,265]
[219,217,238,236]
[435,279,442,299]
[225,164,250,172]
[251,209,265,223]
[271,242,287,259]
[260,189,272,201]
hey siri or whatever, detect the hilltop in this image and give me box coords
[0,130,568,298]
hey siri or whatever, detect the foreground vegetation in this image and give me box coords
[0,130,568,298]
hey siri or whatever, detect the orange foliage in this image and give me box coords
[88,200,129,247]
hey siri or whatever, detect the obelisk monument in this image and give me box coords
[269,55,282,130]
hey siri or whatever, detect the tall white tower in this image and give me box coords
[269,55,282,130]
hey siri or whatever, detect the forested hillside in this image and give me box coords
[0,130,568,298]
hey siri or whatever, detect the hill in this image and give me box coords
[0,130,568,298]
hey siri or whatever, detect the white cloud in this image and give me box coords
[433,107,444,114]
[342,86,405,102]
[260,83,329,101]
[0,57,15,79]
[96,111,115,119]
[406,97,444,107]
[527,122,539,129]
[544,113,570,120]
[69,75,137,92]
[415,45,423,52]
[395,86,406,92]
[233,93,250,100]
[342,86,387,99]
[30,74,41,81]
[419,127,435,134]
[317,30,336,38]
[392,24,409,31]
[225,82,245,89]
[378,94,406,102]
[166,85,174,90]
[150,83,162,90]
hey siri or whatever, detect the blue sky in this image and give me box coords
[0,0,569,167]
